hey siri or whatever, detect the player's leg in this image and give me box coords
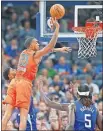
[15,79,32,130]
[19,108,28,130]
[2,79,16,130]
[2,104,14,130]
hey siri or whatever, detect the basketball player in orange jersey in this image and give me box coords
[2,18,71,130]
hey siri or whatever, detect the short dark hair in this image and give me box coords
[24,37,35,48]
[3,67,10,80]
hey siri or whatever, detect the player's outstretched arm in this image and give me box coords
[43,93,69,111]
[34,18,59,58]
[53,47,72,53]
[37,76,69,111]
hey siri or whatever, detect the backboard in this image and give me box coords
[36,0,103,42]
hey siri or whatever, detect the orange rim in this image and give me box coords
[72,26,102,39]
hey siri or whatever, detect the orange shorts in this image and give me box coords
[3,78,32,110]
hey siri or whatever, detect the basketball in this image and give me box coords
[50,4,65,19]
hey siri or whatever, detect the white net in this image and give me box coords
[77,36,97,59]
[73,27,102,59]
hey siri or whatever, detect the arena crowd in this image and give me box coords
[1,1,102,130]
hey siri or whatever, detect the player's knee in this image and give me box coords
[3,111,11,121]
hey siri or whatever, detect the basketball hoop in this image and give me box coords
[72,22,102,59]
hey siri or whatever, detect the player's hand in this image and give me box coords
[60,47,72,53]
[51,17,60,29]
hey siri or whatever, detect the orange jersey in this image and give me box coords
[16,49,39,81]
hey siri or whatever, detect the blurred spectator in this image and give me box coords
[83,63,94,76]
[5,25,15,42]
[48,86,55,93]
[68,19,74,31]
[44,59,57,78]
[51,93,61,103]
[2,39,6,49]
[58,111,68,119]
[50,75,63,88]
[92,93,99,107]
[95,64,103,74]
[29,2,39,29]
[61,90,74,103]
[60,115,68,130]
[19,21,35,49]
[20,21,35,37]
[2,49,10,72]
[3,3,15,19]
[54,56,71,76]
[40,69,52,84]
[6,121,15,130]
[41,69,48,78]
[86,75,99,94]
[36,112,50,130]
[99,88,103,101]
[60,19,68,32]
[29,2,39,16]
[4,39,19,58]
[8,12,20,35]
[54,85,65,97]
[72,63,82,75]
[97,101,103,116]
[36,119,42,130]
[20,10,31,27]
[38,102,48,114]
[49,114,60,130]
[8,58,18,68]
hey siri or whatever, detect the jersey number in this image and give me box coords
[19,54,29,67]
[85,114,91,128]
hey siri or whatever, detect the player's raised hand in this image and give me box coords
[60,47,72,53]
[51,17,60,29]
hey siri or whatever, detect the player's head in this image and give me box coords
[24,37,39,51]
[77,84,93,107]
[77,84,90,97]
[3,67,16,80]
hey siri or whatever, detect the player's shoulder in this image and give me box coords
[20,49,34,56]
[21,49,27,54]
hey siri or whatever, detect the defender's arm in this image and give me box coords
[65,103,75,131]
[41,88,69,111]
